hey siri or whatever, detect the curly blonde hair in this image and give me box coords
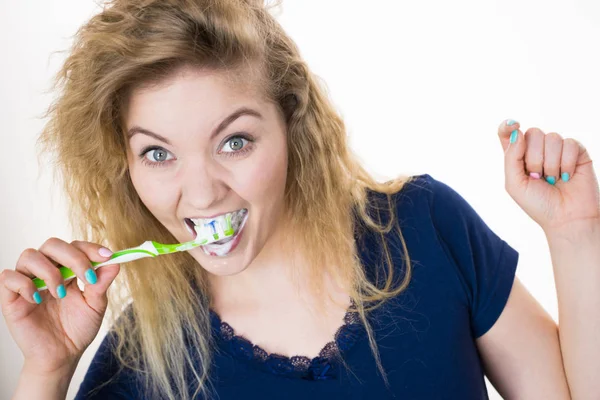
[38,0,415,398]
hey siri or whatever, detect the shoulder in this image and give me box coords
[394,174,519,338]
[363,173,458,228]
[385,173,492,234]
[387,173,516,271]
[390,173,466,210]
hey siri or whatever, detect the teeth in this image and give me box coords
[201,209,249,256]
[190,209,246,230]
[188,209,247,242]
[229,209,247,231]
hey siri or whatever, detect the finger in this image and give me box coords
[0,269,41,306]
[498,119,521,153]
[543,132,564,185]
[16,248,67,300]
[72,241,120,314]
[559,138,579,183]
[69,240,114,286]
[574,138,593,166]
[82,264,121,315]
[0,269,18,306]
[38,238,106,292]
[523,128,545,180]
[501,122,528,190]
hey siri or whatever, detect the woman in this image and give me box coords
[1,0,599,399]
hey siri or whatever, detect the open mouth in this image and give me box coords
[184,208,248,244]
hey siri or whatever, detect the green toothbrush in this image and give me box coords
[32,213,235,291]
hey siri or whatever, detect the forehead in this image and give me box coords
[124,66,268,121]
[133,65,264,102]
[121,65,277,146]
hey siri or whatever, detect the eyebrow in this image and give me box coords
[126,106,263,145]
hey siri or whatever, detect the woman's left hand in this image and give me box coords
[498,119,600,233]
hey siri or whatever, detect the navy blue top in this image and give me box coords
[75,174,518,399]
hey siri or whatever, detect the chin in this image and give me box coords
[188,226,260,276]
[204,262,252,276]
[191,249,255,277]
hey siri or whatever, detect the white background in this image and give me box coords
[1,0,599,399]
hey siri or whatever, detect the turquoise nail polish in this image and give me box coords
[510,130,518,144]
[507,119,518,126]
[85,268,97,285]
[546,176,556,185]
[561,172,570,182]
[57,284,66,299]
[33,291,42,304]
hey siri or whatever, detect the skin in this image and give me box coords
[125,66,351,357]
[3,69,597,397]
[473,120,600,398]
[126,66,286,273]
[0,65,348,400]
[0,239,120,400]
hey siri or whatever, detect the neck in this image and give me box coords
[207,220,310,311]
[207,223,351,319]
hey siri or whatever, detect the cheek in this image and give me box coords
[233,145,287,201]
[129,164,177,216]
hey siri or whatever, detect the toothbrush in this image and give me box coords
[31,214,235,291]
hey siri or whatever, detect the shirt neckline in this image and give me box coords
[208,298,366,380]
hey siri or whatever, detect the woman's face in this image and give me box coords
[125,67,288,275]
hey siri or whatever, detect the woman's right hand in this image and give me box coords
[0,238,121,375]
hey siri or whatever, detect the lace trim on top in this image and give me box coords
[209,300,366,380]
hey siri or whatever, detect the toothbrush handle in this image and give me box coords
[32,266,79,291]
[31,249,156,291]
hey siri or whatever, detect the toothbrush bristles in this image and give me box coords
[193,216,234,244]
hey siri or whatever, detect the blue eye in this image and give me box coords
[218,134,255,157]
[221,136,248,153]
[140,147,175,167]
[138,134,255,168]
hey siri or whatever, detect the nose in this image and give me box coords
[180,157,228,210]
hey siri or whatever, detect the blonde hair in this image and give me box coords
[38,0,416,398]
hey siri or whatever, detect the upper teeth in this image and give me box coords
[190,209,247,232]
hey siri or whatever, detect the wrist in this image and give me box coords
[22,359,79,377]
[14,360,79,400]
[544,218,600,244]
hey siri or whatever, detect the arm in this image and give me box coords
[424,174,568,396]
[13,361,79,400]
[493,120,600,399]
[476,276,571,399]
[545,220,600,399]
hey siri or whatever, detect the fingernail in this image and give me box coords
[546,176,556,185]
[530,172,541,179]
[561,172,570,182]
[99,247,113,257]
[85,268,98,285]
[57,284,66,299]
[507,119,518,126]
[510,130,518,144]
[33,291,42,304]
